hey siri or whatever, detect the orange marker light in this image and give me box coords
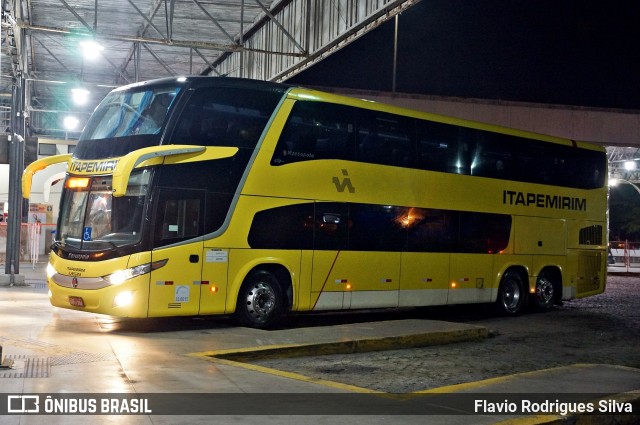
[346,284,352,290]
[210,286,218,293]
[65,177,90,189]
[451,282,457,288]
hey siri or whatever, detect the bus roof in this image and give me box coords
[114,76,292,95]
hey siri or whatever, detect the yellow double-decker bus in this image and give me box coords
[23,77,607,328]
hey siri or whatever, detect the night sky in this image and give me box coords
[288,0,640,110]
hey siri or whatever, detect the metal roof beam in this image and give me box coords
[17,21,303,55]
[192,0,237,45]
[193,48,221,76]
[57,0,93,33]
[33,37,72,73]
[119,0,164,83]
[141,43,176,76]
[209,0,418,81]
[125,0,165,40]
[253,0,305,53]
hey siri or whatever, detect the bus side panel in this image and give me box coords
[199,248,229,314]
[447,254,493,305]
[513,216,566,255]
[148,242,203,317]
[295,250,313,311]
[348,252,401,309]
[398,252,449,307]
[565,249,606,299]
[311,251,344,310]
[311,251,400,310]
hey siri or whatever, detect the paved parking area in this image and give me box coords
[1,263,639,424]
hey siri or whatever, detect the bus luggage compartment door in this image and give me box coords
[312,251,400,310]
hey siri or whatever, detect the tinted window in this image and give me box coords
[407,208,456,252]
[248,203,314,249]
[154,160,242,244]
[356,110,413,167]
[153,189,204,248]
[457,211,512,254]
[248,202,511,254]
[314,203,349,250]
[271,102,355,165]
[349,204,407,251]
[271,101,606,189]
[171,87,282,149]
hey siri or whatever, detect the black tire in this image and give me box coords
[495,270,527,316]
[530,271,557,312]
[233,270,285,329]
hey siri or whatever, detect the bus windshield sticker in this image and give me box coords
[82,227,92,241]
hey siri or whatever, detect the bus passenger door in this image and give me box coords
[148,189,204,316]
[311,203,401,310]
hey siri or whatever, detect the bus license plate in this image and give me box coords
[69,296,85,307]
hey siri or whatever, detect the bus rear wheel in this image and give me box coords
[234,270,284,329]
[496,270,527,316]
[530,271,557,312]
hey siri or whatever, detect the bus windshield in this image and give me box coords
[57,170,152,250]
[81,85,180,141]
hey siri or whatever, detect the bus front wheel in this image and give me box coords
[496,270,527,316]
[233,270,284,329]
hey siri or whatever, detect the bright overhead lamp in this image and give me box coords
[63,116,80,130]
[623,160,637,171]
[71,88,90,105]
[79,40,104,60]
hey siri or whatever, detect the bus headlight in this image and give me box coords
[103,259,168,285]
[113,291,134,307]
[46,263,57,279]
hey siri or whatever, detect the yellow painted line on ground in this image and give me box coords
[413,364,590,394]
[190,345,640,424]
[189,327,485,397]
[189,350,385,395]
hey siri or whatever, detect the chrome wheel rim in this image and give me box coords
[536,277,554,305]
[502,279,521,313]
[245,282,276,321]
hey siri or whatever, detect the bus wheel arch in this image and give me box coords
[531,267,562,312]
[232,264,291,329]
[495,267,528,316]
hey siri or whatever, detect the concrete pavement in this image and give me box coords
[0,261,639,424]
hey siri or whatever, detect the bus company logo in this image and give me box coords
[69,159,119,174]
[332,169,355,193]
[502,190,587,211]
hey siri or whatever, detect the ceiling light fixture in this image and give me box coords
[79,40,104,60]
[63,116,80,130]
[71,88,90,105]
